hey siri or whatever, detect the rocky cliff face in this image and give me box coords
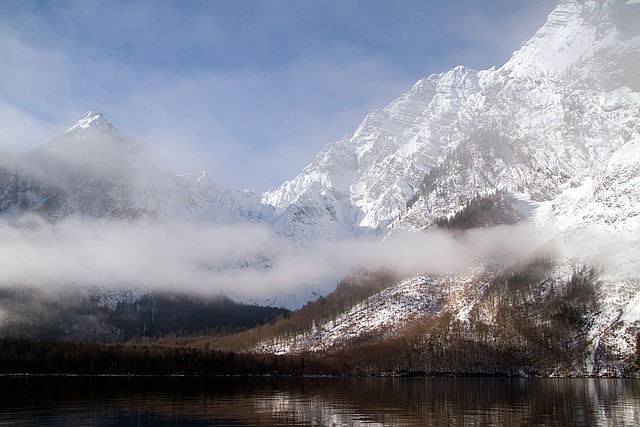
[248,0,640,373]
[261,0,640,242]
[4,2,638,245]
[261,65,484,239]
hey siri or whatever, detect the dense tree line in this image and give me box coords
[1,259,637,377]
[434,190,523,229]
[2,262,636,377]
[0,337,337,376]
[0,289,288,343]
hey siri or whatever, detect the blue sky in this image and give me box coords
[0,0,557,192]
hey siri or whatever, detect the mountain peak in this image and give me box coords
[65,111,118,136]
[40,110,142,158]
[503,0,640,77]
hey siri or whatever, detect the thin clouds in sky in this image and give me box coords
[0,0,557,191]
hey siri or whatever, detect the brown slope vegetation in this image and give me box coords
[155,256,626,376]
[168,269,400,351]
[139,190,638,376]
[291,259,615,376]
[3,259,636,376]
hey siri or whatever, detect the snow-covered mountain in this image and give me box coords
[245,0,640,374]
[262,65,483,239]
[0,111,219,221]
[1,0,639,371]
[4,1,637,248]
[263,0,640,241]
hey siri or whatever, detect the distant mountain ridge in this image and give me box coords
[1,0,639,372]
[262,0,640,241]
[3,1,638,242]
[234,0,640,375]
[0,111,218,221]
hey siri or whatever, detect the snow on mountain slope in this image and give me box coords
[506,0,640,79]
[251,0,640,370]
[394,0,640,234]
[256,275,441,355]
[255,259,520,356]
[259,0,639,243]
[262,66,482,239]
[0,111,219,221]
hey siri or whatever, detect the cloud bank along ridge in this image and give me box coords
[0,214,547,301]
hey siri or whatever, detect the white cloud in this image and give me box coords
[0,215,546,305]
[0,101,60,151]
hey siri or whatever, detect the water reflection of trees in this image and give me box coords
[2,377,639,426]
[277,378,640,426]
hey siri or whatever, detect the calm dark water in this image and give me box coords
[1,376,639,426]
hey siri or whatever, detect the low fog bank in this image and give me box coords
[0,215,634,305]
[552,226,640,281]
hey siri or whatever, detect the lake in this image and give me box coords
[1,376,639,426]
